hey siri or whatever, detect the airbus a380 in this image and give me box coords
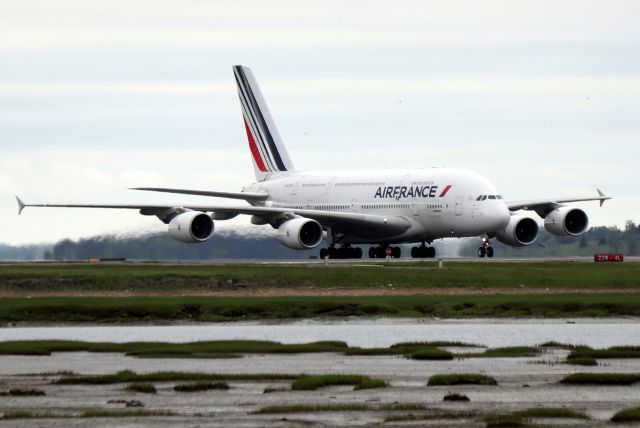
[17,65,611,259]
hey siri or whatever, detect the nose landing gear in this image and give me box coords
[478,236,494,258]
[320,245,363,259]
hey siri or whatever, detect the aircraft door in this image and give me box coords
[455,197,463,216]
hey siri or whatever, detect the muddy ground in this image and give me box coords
[1,348,639,427]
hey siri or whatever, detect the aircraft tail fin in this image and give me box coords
[233,65,297,182]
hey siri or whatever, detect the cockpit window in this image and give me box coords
[488,195,496,200]
[481,195,487,201]
[476,195,483,201]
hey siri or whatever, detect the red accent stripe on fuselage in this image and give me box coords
[244,117,267,172]
[439,184,452,197]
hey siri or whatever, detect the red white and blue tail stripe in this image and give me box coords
[234,65,296,181]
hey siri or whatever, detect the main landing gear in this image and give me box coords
[411,242,436,259]
[478,236,494,258]
[368,246,401,259]
[319,245,363,259]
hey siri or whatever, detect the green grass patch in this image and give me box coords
[0,388,45,396]
[125,383,156,394]
[255,403,424,414]
[1,262,638,292]
[566,356,598,366]
[568,346,640,360]
[3,292,640,323]
[407,348,454,360]
[460,347,539,358]
[173,381,229,392]
[0,410,174,420]
[612,406,640,422]
[290,374,387,391]
[428,373,497,386]
[485,407,588,427]
[559,373,640,385]
[54,370,298,384]
[0,340,348,358]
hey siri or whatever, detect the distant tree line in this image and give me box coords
[1,221,638,261]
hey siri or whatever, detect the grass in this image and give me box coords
[1,262,638,291]
[173,381,229,392]
[559,373,640,385]
[290,374,387,391]
[566,356,598,366]
[125,383,156,394]
[459,347,539,358]
[0,340,348,358]
[54,370,299,384]
[427,373,498,386]
[255,403,425,414]
[611,406,640,422]
[485,407,588,427]
[0,388,45,396]
[568,346,640,360]
[3,292,640,323]
[0,410,174,420]
[443,392,470,401]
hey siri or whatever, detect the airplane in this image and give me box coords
[16,65,611,259]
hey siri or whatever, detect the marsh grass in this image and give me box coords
[0,410,174,420]
[0,340,348,358]
[0,388,45,396]
[173,381,229,392]
[255,403,424,414]
[565,356,598,366]
[568,346,640,360]
[611,406,640,422]
[428,373,497,386]
[560,373,640,385]
[290,375,387,391]
[54,370,298,384]
[125,383,156,394]
[459,347,539,358]
[484,407,587,428]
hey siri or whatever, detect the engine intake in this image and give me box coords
[277,218,323,250]
[168,211,215,243]
[544,207,589,237]
[496,215,539,247]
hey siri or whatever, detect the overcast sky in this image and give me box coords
[2,0,639,245]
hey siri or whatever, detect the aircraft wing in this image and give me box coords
[16,197,412,238]
[507,189,611,217]
[131,187,269,202]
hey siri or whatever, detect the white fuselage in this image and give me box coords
[245,168,511,245]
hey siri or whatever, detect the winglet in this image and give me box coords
[597,189,611,207]
[16,196,26,215]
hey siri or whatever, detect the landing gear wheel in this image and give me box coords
[486,247,494,258]
[355,248,363,259]
[319,248,328,259]
[369,247,376,259]
[328,247,338,259]
[478,247,486,258]
[411,247,417,258]
[427,247,436,258]
[392,247,401,259]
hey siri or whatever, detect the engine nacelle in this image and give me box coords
[496,214,539,247]
[168,211,214,243]
[277,218,323,250]
[544,207,589,237]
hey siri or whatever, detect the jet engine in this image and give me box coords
[496,214,539,247]
[544,207,589,237]
[277,218,323,250]
[168,211,215,243]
